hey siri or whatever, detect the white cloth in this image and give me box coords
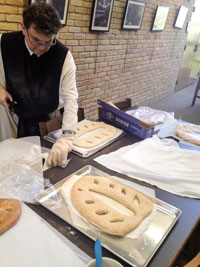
[0,33,78,141]
[0,203,90,267]
[94,135,200,198]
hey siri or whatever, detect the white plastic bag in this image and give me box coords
[0,137,45,203]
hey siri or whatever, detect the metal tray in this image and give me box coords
[36,165,181,267]
[44,128,125,158]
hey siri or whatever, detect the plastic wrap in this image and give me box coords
[129,106,174,127]
[175,122,200,145]
[0,137,46,203]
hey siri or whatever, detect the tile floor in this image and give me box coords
[149,83,200,125]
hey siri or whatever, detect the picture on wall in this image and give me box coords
[152,6,170,32]
[174,5,188,29]
[30,0,69,25]
[122,0,145,30]
[90,0,114,32]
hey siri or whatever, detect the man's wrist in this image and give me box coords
[62,130,74,135]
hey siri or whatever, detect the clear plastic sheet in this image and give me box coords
[128,106,174,127]
[0,137,46,203]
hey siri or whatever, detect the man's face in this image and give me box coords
[22,23,56,56]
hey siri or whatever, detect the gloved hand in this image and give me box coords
[48,133,74,167]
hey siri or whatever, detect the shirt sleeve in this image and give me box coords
[59,50,78,133]
[0,34,6,87]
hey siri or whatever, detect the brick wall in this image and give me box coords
[0,0,194,119]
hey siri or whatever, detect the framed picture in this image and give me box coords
[174,5,188,29]
[152,6,170,32]
[90,0,114,32]
[122,0,145,30]
[30,0,69,25]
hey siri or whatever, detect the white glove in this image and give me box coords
[48,133,74,167]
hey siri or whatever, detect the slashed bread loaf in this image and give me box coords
[0,198,21,235]
[175,123,200,146]
[65,175,153,235]
[73,121,117,148]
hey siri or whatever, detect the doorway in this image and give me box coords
[175,0,200,91]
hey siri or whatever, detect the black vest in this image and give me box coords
[1,31,68,119]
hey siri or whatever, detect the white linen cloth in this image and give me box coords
[0,203,90,267]
[94,135,200,198]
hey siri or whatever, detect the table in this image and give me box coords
[27,132,200,267]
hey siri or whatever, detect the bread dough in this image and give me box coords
[175,123,200,146]
[0,198,21,235]
[74,121,117,148]
[66,175,153,235]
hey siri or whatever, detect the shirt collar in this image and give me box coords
[24,38,40,57]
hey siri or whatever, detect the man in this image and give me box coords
[0,3,78,167]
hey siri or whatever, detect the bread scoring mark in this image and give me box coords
[95,210,108,215]
[133,195,140,205]
[110,218,124,223]
[77,188,83,191]
[93,179,99,184]
[5,208,12,211]
[94,136,101,139]
[85,200,95,204]
[109,183,114,188]
[121,188,126,195]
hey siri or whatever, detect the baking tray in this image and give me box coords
[44,123,125,158]
[36,165,181,267]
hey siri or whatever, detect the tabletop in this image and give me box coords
[27,132,200,267]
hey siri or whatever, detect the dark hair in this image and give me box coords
[23,3,61,35]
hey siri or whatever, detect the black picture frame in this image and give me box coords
[90,0,114,32]
[174,5,188,29]
[122,0,145,30]
[152,6,169,32]
[30,0,69,25]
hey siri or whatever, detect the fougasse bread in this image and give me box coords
[175,123,200,146]
[0,198,21,235]
[73,121,117,148]
[66,175,153,235]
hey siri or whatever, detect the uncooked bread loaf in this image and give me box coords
[74,120,117,148]
[66,175,153,235]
